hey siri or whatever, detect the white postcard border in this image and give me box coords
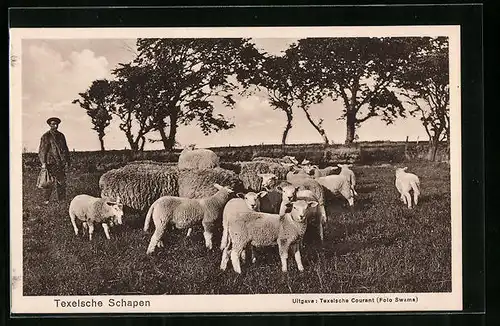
[10,25,462,314]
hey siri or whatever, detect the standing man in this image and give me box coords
[38,117,71,204]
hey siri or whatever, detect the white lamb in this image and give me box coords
[220,191,268,251]
[220,199,318,274]
[69,194,124,241]
[316,174,355,207]
[395,167,421,209]
[143,183,234,255]
[258,173,328,234]
[337,164,358,196]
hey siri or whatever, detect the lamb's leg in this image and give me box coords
[240,249,247,262]
[146,222,167,255]
[220,248,230,271]
[251,246,257,264]
[319,204,327,224]
[318,218,324,242]
[87,221,95,241]
[404,192,413,209]
[413,186,420,206]
[202,221,214,250]
[292,243,304,272]
[278,241,289,272]
[230,248,242,274]
[69,212,79,236]
[82,222,88,236]
[186,228,192,237]
[157,240,164,248]
[102,223,111,240]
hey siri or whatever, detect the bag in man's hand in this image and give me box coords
[36,168,55,189]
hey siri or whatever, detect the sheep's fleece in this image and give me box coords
[239,161,293,192]
[69,194,123,224]
[99,163,178,211]
[178,148,220,170]
[178,167,243,199]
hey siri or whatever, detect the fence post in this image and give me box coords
[404,136,411,161]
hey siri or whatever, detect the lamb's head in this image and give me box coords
[280,162,296,171]
[105,196,124,225]
[258,173,278,190]
[302,164,319,176]
[287,199,319,223]
[283,156,299,165]
[277,185,300,203]
[337,164,352,170]
[214,183,235,194]
[236,191,268,211]
[395,167,408,178]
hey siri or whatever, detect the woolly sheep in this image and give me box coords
[178,147,220,170]
[337,164,358,196]
[69,194,124,241]
[99,163,178,211]
[143,183,235,255]
[220,191,268,263]
[280,187,325,242]
[395,167,421,209]
[239,161,293,192]
[220,199,318,273]
[286,169,313,183]
[259,173,328,228]
[178,167,242,237]
[316,174,355,207]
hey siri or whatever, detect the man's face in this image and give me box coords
[49,121,59,131]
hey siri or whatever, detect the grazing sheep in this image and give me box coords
[286,169,313,183]
[178,167,242,237]
[239,161,293,192]
[311,166,340,178]
[316,174,355,207]
[338,164,358,196]
[143,183,234,255]
[178,167,243,199]
[259,173,328,228]
[395,167,421,209]
[280,187,325,242]
[178,147,220,170]
[220,199,318,273]
[69,194,124,241]
[99,163,178,211]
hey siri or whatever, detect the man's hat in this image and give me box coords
[46,117,61,125]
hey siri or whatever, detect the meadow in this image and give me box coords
[21,151,451,295]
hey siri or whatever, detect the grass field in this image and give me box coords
[21,161,451,295]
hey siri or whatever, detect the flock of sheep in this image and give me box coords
[67,147,421,274]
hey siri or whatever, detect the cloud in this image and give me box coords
[22,41,113,152]
[23,42,111,104]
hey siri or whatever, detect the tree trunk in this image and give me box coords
[158,125,170,150]
[345,111,356,145]
[139,135,146,151]
[302,107,329,145]
[281,111,293,146]
[427,137,439,161]
[99,136,105,151]
[125,131,138,151]
[164,111,178,150]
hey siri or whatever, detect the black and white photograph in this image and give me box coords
[10,25,462,314]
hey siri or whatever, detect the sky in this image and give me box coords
[20,38,430,153]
